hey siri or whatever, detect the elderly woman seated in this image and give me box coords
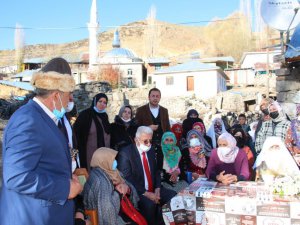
[83,147,139,225]
[205,133,250,185]
[253,136,300,184]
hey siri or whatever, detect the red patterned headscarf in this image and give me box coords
[171,123,182,143]
[192,122,206,135]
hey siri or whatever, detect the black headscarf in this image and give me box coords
[91,93,110,134]
[182,109,203,139]
[231,125,247,148]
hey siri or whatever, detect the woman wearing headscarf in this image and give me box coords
[231,126,255,180]
[181,109,204,139]
[255,101,297,155]
[253,136,300,183]
[160,132,189,192]
[192,122,213,148]
[171,123,183,146]
[205,133,250,185]
[181,129,211,181]
[206,117,228,149]
[73,93,111,170]
[110,105,138,151]
[83,148,140,225]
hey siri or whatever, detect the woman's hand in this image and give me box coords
[216,171,237,185]
[115,183,129,195]
[169,170,180,183]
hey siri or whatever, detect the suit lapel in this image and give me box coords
[30,100,72,171]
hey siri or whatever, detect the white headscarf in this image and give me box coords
[253,136,300,177]
[217,133,239,163]
[207,117,228,148]
[248,121,258,142]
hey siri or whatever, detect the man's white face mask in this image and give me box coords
[66,102,74,112]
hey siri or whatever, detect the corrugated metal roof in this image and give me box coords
[153,61,220,74]
[24,57,47,64]
[146,58,170,64]
[200,56,235,63]
[11,69,40,78]
[0,80,34,91]
[285,23,300,59]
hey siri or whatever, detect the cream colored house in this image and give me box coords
[150,61,228,99]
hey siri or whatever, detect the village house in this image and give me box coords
[150,60,228,99]
[225,50,281,86]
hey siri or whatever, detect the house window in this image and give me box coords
[127,77,133,88]
[127,69,133,76]
[155,64,161,70]
[166,76,174,85]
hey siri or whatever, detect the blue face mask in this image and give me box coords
[112,160,118,170]
[53,94,66,120]
[93,106,106,113]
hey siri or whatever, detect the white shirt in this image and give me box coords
[137,146,151,191]
[149,104,159,118]
[33,97,57,125]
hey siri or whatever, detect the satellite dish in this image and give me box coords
[261,0,300,31]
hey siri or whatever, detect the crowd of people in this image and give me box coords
[1,57,300,225]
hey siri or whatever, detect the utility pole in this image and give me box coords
[266,27,270,98]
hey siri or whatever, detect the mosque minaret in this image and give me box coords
[87,0,99,70]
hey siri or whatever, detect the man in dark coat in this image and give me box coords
[117,126,176,225]
[135,88,171,169]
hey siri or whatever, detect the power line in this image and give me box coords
[0,18,241,31]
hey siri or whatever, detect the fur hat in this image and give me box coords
[31,57,75,92]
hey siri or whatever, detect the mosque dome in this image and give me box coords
[102,29,139,61]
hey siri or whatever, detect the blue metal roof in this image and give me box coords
[200,56,235,63]
[24,57,47,64]
[147,58,170,64]
[154,61,220,74]
[11,69,40,78]
[286,23,300,59]
[104,48,137,59]
[0,80,34,91]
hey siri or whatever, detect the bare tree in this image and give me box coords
[144,5,160,58]
[15,23,25,73]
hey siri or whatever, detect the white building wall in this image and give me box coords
[152,70,226,99]
[111,63,143,87]
[241,51,280,68]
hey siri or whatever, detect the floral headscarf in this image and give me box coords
[161,132,182,170]
[187,129,212,156]
[291,105,300,148]
[207,118,228,148]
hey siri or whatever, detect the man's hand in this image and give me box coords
[68,174,83,199]
[154,188,160,203]
[144,191,160,204]
[115,183,130,195]
[149,125,158,131]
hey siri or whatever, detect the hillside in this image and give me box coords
[1,13,268,67]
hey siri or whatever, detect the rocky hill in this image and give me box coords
[0,12,264,67]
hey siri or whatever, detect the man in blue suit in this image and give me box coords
[0,58,83,225]
[117,126,176,225]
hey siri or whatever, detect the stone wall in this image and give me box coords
[276,68,300,119]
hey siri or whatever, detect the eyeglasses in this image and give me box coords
[139,139,152,145]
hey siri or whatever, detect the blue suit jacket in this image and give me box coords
[117,144,161,195]
[0,100,74,225]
